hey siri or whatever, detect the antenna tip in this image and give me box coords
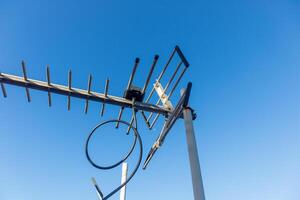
[91,177,97,185]
[135,57,140,63]
[154,54,159,60]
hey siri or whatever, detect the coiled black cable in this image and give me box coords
[85,109,143,200]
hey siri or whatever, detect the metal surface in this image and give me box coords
[46,66,52,106]
[120,163,128,200]
[126,58,140,91]
[68,70,72,110]
[85,75,92,114]
[142,55,159,94]
[0,82,7,98]
[175,45,190,68]
[153,81,173,110]
[140,47,177,125]
[143,46,189,129]
[143,82,192,169]
[147,66,188,128]
[116,107,124,128]
[0,73,170,115]
[0,46,202,200]
[183,107,205,200]
[162,61,182,93]
[22,61,31,102]
[101,78,109,116]
[92,177,104,200]
[117,57,140,128]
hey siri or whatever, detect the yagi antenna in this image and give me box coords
[0,46,205,200]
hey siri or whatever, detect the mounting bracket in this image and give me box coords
[153,80,173,110]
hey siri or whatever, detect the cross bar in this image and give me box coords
[0,73,171,115]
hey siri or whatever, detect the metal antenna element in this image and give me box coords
[126,55,159,133]
[149,65,188,129]
[126,57,140,91]
[85,75,92,114]
[141,47,176,107]
[146,61,183,126]
[22,61,31,102]
[126,98,136,134]
[46,66,51,106]
[143,82,193,169]
[0,71,7,98]
[116,107,124,128]
[92,177,104,200]
[116,57,140,128]
[68,70,72,110]
[140,46,190,130]
[101,78,109,116]
[142,55,159,94]
[0,82,7,98]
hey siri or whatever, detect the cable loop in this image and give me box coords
[85,108,142,200]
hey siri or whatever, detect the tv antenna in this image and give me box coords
[0,46,205,200]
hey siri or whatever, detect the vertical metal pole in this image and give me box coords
[182,107,205,200]
[120,162,128,200]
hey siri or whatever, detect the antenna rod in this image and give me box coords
[117,58,140,127]
[115,107,124,128]
[167,67,187,99]
[101,78,109,116]
[144,47,176,103]
[126,57,140,91]
[143,83,192,169]
[92,177,104,200]
[0,82,7,98]
[68,70,72,110]
[157,47,177,82]
[0,72,7,98]
[142,55,159,94]
[22,61,31,102]
[175,45,190,67]
[46,66,51,106]
[85,75,92,114]
[140,47,177,126]
[163,61,182,93]
[148,66,188,128]
[147,61,183,124]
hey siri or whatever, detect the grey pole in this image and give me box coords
[120,162,128,200]
[183,107,206,200]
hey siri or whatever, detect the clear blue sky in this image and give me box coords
[0,0,299,200]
